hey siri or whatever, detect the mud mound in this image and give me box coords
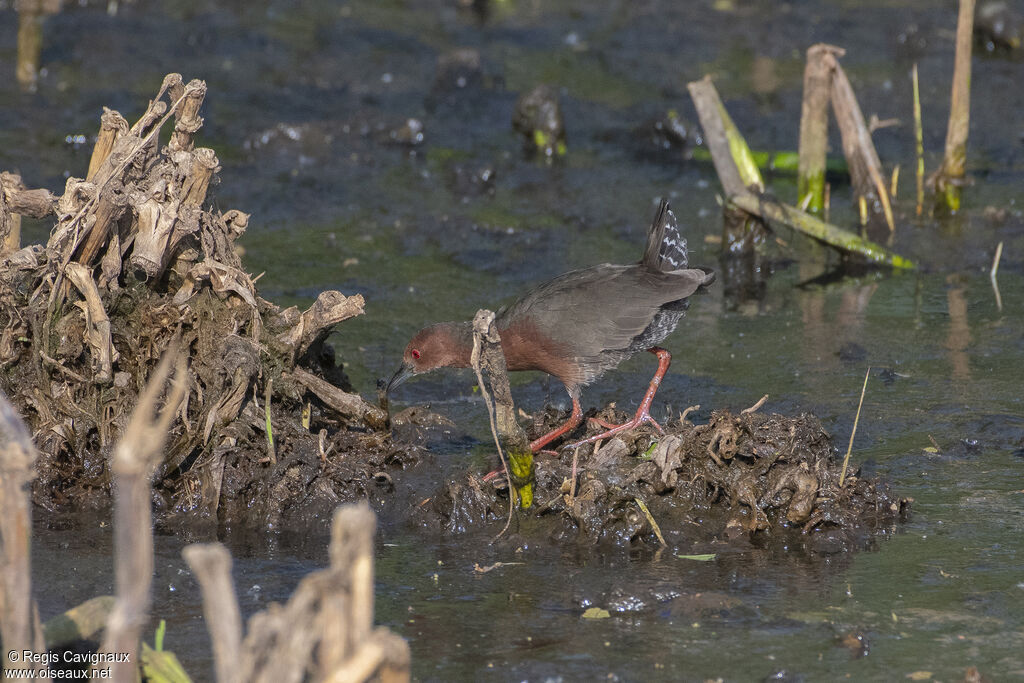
[420,404,910,552]
[0,75,387,524]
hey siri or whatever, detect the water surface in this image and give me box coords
[4,0,1023,680]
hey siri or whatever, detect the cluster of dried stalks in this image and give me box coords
[691,0,977,268]
[0,74,384,515]
[689,60,912,270]
[0,354,409,681]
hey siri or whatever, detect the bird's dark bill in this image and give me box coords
[386,361,415,394]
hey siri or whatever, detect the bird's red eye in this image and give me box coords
[411,349,421,359]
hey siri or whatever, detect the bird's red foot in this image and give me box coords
[564,407,664,449]
[563,346,671,450]
[587,414,665,432]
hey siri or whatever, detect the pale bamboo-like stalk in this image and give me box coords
[87,109,130,182]
[830,58,895,234]
[0,175,21,255]
[687,76,748,197]
[0,393,46,675]
[0,173,54,254]
[169,79,207,152]
[912,63,925,216]
[934,0,975,212]
[797,44,843,215]
[99,348,187,682]
[182,544,242,683]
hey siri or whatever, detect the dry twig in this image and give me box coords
[839,367,871,487]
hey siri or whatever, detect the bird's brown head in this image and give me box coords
[386,322,472,394]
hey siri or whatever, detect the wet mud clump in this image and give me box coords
[421,403,910,553]
[0,75,405,526]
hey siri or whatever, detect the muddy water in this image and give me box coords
[4,0,1024,680]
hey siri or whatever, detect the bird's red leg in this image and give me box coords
[483,397,582,483]
[565,347,671,449]
[529,396,583,453]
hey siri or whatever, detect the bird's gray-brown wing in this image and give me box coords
[497,264,710,384]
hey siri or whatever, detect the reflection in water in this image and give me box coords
[719,212,770,313]
[798,258,878,391]
[945,274,971,383]
[837,282,877,334]
[15,0,60,93]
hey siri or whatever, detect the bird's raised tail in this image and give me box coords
[642,198,688,273]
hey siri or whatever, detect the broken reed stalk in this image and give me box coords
[470,309,534,516]
[87,109,130,182]
[829,57,895,234]
[51,77,205,305]
[912,63,925,216]
[71,182,130,271]
[278,290,367,362]
[687,77,749,197]
[182,147,219,207]
[64,262,118,384]
[99,348,186,682]
[232,504,410,683]
[264,378,276,464]
[688,76,915,268]
[728,193,915,268]
[292,366,388,427]
[0,393,46,676]
[43,596,117,651]
[1,173,55,254]
[798,44,844,216]
[839,367,871,488]
[169,80,208,153]
[0,178,21,255]
[688,76,767,252]
[181,545,242,683]
[634,497,667,547]
[934,0,976,213]
[327,504,375,667]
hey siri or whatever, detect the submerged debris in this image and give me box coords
[976,1,1023,51]
[512,84,567,157]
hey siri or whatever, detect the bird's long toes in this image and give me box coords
[643,415,665,434]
